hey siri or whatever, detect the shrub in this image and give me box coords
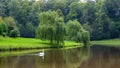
[10,29,20,37]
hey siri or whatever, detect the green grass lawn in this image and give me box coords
[91,38,120,47]
[0,36,83,51]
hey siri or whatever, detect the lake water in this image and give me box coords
[0,45,120,68]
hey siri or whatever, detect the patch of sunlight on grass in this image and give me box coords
[0,37,83,50]
[91,38,120,47]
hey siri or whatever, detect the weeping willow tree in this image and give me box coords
[66,20,90,46]
[81,30,90,46]
[66,20,82,41]
[36,10,65,45]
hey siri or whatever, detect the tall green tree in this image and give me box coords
[91,0,111,40]
[104,0,120,22]
[82,30,90,46]
[80,1,96,24]
[66,20,90,45]
[66,2,82,21]
[36,10,65,45]
[110,21,120,38]
[4,16,20,37]
[66,20,83,42]
[4,17,17,33]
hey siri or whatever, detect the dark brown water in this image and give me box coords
[0,46,120,68]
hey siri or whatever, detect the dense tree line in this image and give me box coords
[0,16,20,37]
[0,0,120,40]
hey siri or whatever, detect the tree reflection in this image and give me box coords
[0,47,90,68]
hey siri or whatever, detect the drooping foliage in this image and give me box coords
[66,20,90,45]
[0,0,119,40]
[81,30,90,46]
[66,20,83,41]
[36,10,65,45]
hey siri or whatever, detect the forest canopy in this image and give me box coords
[0,0,120,40]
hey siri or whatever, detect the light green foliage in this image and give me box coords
[10,29,20,38]
[92,39,120,47]
[54,17,65,45]
[0,17,8,36]
[4,16,20,37]
[82,30,90,46]
[36,10,65,45]
[66,20,82,41]
[56,9,64,17]
[4,17,16,29]
[0,16,20,37]
[66,20,90,45]
[76,31,82,43]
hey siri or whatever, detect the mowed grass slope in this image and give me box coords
[0,36,83,50]
[91,38,120,47]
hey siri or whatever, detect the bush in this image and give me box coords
[10,29,20,38]
[0,22,8,36]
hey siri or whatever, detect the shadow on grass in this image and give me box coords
[39,42,52,45]
[37,42,64,48]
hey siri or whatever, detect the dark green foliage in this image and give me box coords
[0,17,8,36]
[66,2,82,21]
[104,0,120,22]
[110,22,120,38]
[81,1,96,24]
[0,0,119,40]
[26,23,35,37]
[10,29,20,38]
[0,23,8,36]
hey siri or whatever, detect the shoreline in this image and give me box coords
[91,38,120,47]
[0,37,83,51]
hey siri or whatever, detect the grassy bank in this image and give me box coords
[91,39,120,47]
[0,46,84,57]
[0,36,83,51]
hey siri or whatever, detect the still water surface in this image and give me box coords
[0,46,120,68]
